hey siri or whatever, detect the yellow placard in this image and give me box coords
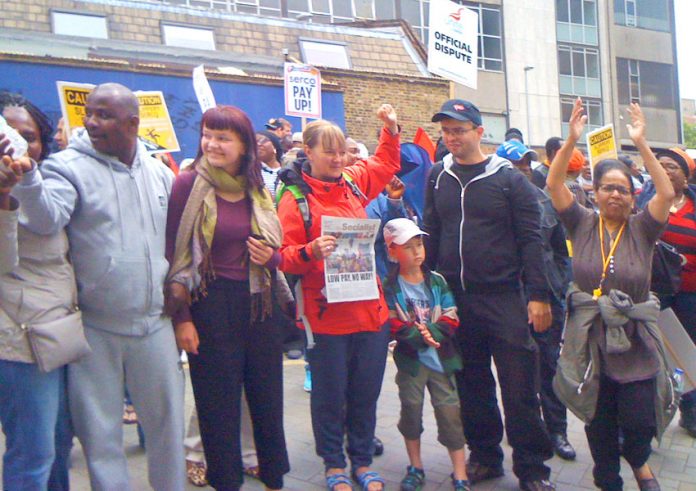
[56,81,95,137]
[586,124,618,168]
[56,83,179,153]
[135,91,180,153]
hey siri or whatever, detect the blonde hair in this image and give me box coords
[303,120,346,152]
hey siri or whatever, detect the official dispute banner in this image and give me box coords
[427,0,479,89]
[322,216,380,304]
[56,82,180,153]
[586,124,618,168]
[284,63,322,119]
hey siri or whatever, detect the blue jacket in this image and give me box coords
[13,130,174,335]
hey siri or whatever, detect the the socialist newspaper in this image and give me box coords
[322,216,380,303]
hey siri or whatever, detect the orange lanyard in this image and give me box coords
[593,216,626,300]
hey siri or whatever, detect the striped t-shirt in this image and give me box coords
[662,198,696,292]
[261,163,281,201]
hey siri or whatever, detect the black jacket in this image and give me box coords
[423,154,550,302]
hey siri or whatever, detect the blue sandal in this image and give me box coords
[352,469,385,491]
[326,472,353,490]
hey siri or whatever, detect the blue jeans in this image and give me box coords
[307,323,390,470]
[0,360,73,491]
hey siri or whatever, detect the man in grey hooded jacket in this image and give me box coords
[13,83,185,491]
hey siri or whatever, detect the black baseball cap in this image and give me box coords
[265,118,283,130]
[431,99,482,126]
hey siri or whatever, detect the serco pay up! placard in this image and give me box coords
[284,63,322,119]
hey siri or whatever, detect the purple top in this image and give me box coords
[166,170,280,324]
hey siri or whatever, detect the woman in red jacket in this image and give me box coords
[278,105,400,491]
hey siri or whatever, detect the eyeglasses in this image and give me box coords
[439,126,478,137]
[598,184,632,196]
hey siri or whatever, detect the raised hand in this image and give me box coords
[0,156,24,194]
[376,104,398,134]
[385,176,405,199]
[567,97,588,143]
[626,102,647,143]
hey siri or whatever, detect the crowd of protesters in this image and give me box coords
[0,82,694,491]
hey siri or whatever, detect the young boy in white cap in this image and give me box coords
[382,218,470,491]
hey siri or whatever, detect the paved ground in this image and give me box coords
[3,356,696,490]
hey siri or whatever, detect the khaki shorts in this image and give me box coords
[395,365,465,450]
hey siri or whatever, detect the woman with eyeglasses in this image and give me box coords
[547,98,675,491]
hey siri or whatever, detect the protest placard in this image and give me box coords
[56,82,180,153]
[658,308,696,391]
[284,63,322,119]
[135,91,180,153]
[322,216,379,303]
[193,65,217,113]
[586,124,618,168]
[56,81,95,136]
[427,0,479,89]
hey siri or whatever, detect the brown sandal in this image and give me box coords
[243,465,260,479]
[186,460,208,487]
[122,404,138,425]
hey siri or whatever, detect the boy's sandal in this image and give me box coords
[243,465,261,479]
[352,469,385,491]
[326,472,353,490]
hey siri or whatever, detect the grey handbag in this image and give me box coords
[20,307,92,373]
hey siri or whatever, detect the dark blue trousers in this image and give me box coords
[307,323,390,470]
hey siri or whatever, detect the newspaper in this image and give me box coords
[322,216,380,303]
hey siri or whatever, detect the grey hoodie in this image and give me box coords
[13,129,174,335]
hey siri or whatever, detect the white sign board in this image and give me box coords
[284,63,322,119]
[192,65,216,113]
[427,0,479,89]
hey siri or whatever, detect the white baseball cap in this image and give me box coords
[383,218,428,247]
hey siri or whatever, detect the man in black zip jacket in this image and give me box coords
[423,99,555,491]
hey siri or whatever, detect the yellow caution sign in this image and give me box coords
[135,91,180,153]
[56,81,95,136]
[56,83,179,153]
[586,124,618,169]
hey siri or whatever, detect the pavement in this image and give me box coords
[3,356,696,490]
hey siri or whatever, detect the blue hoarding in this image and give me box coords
[1,59,345,161]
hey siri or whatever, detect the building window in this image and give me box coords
[616,58,675,108]
[556,0,598,45]
[614,0,669,32]
[400,0,429,44]
[287,0,374,23]
[558,45,601,97]
[299,38,351,69]
[470,3,503,71]
[161,0,282,16]
[561,97,602,138]
[51,11,109,39]
[162,24,216,50]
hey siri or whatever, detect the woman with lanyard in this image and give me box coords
[277,104,399,491]
[651,147,696,439]
[165,105,291,491]
[547,98,674,491]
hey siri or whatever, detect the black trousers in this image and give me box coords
[189,278,289,491]
[585,375,656,491]
[452,287,553,481]
[531,301,568,435]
